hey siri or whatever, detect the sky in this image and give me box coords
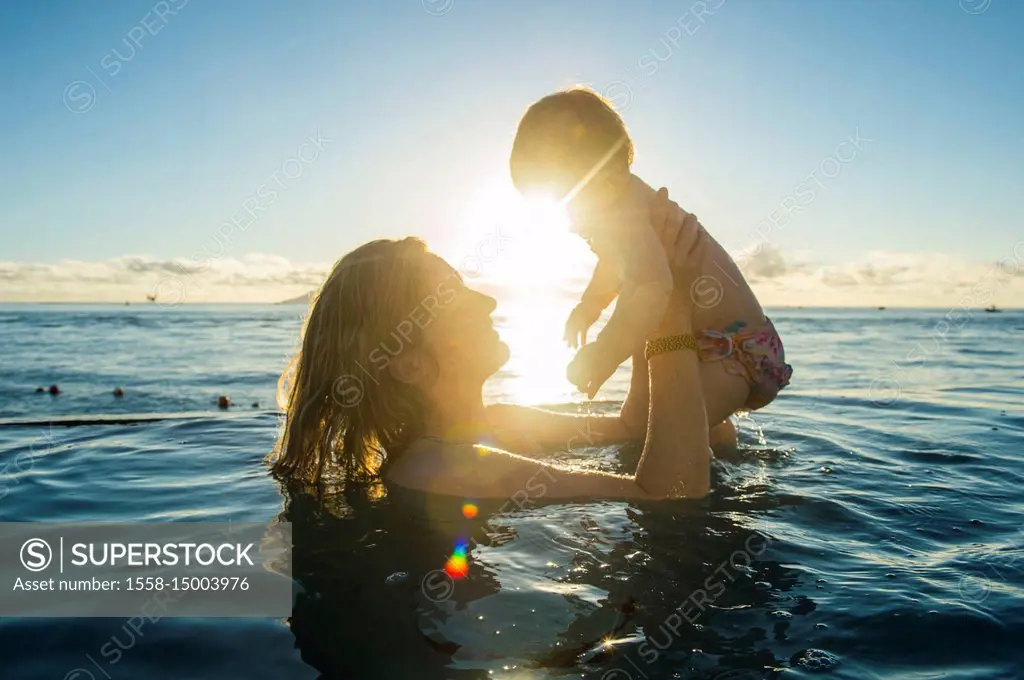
[1,0,1022,306]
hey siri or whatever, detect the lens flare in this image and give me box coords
[444,555,468,578]
[445,555,468,578]
[444,538,471,579]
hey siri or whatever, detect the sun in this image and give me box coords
[453,180,591,293]
[449,179,597,405]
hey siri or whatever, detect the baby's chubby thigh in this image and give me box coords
[699,359,751,427]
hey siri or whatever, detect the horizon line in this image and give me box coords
[0,301,1017,311]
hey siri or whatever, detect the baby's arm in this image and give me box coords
[565,258,621,348]
[592,212,674,365]
[581,257,621,311]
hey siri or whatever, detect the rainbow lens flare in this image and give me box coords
[444,539,470,579]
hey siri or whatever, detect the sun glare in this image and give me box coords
[451,180,596,405]
[454,182,586,293]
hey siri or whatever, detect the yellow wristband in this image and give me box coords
[644,334,698,361]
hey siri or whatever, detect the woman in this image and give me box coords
[270,190,727,500]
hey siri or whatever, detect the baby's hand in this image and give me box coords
[566,342,619,399]
[563,301,602,349]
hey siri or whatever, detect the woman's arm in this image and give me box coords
[620,337,736,453]
[618,187,688,433]
[394,296,711,500]
[634,304,711,497]
[619,348,649,438]
[393,333,709,501]
[485,348,651,447]
[484,403,633,450]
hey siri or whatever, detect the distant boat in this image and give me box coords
[877,306,886,310]
[146,294,157,302]
[984,304,1002,313]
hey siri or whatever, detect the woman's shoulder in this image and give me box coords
[386,438,488,487]
[385,436,546,498]
[386,437,444,480]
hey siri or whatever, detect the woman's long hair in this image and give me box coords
[269,237,434,488]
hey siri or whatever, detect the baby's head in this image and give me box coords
[510,87,634,208]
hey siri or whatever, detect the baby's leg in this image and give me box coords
[709,418,738,456]
[699,359,751,428]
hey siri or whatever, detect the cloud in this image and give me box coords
[0,254,330,303]
[735,243,797,280]
[734,247,1024,307]
[1,246,1022,307]
[819,270,858,288]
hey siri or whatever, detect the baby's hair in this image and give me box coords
[509,86,634,197]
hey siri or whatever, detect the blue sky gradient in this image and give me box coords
[1,0,1021,304]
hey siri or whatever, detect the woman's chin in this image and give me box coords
[455,335,508,379]
[478,336,510,375]
[489,338,511,371]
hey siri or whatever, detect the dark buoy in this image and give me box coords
[48,385,61,395]
[35,387,45,393]
[251,402,259,408]
[113,387,124,398]
[218,395,231,409]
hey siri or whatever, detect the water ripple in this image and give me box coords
[0,307,1021,678]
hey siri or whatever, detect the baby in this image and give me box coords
[509,87,792,426]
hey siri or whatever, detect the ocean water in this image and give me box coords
[1,304,1022,680]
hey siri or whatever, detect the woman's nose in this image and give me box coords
[467,289,496,315]
[478,292,497,315]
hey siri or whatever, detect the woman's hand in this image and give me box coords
[648,187,700,270]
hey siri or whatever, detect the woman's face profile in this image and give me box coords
[413,254,510,386]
